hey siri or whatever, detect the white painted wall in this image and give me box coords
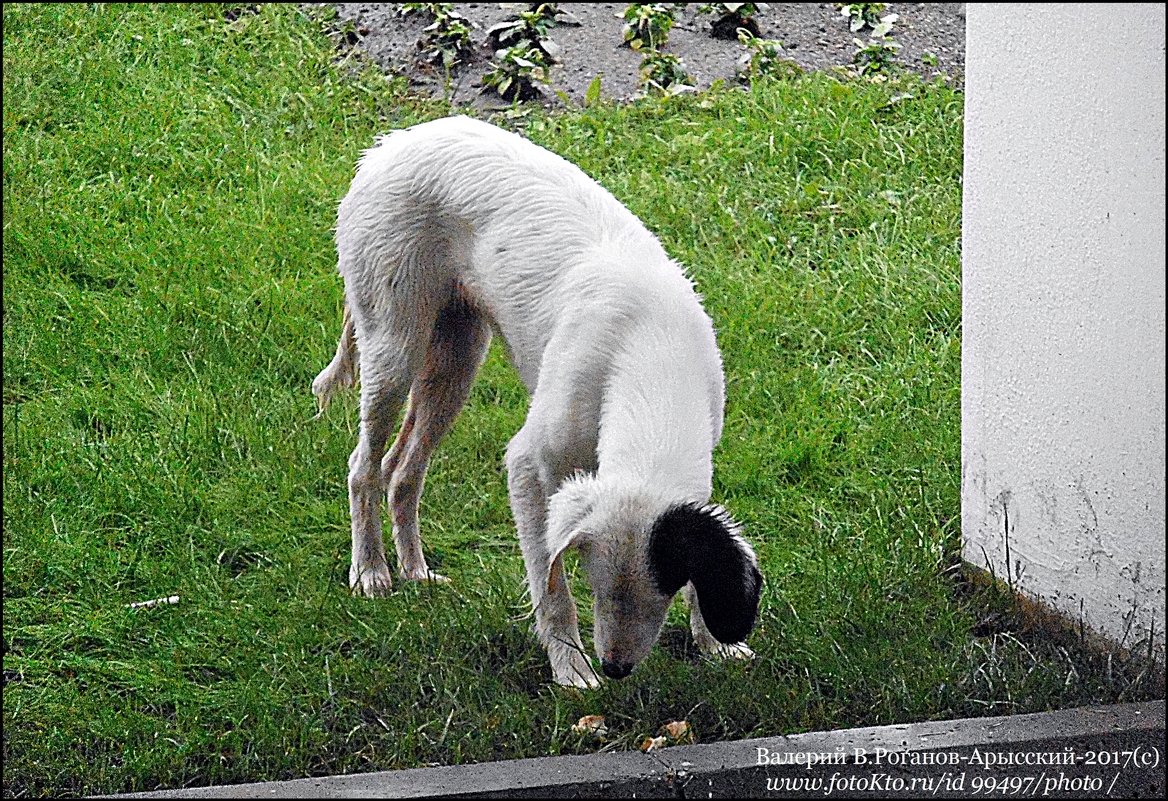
[961,3,1165,660]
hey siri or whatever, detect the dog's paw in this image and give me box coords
[401,567,451,584]
[549,645,601,689]
[311,363,355,416]
[349,561,393,597]
[704,641,755,661]
[556,663,602,690]
[310,372,333,411]
[692,626,755,660]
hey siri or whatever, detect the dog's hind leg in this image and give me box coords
[348,358,410,597]
[382,295,490,583]
[346,295,437,598]
[312,302,358,415]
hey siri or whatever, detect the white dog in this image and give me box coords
[313,116,761,687]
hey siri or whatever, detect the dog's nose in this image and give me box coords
[601,659,633,680]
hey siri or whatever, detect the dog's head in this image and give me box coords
[546,476,762,680]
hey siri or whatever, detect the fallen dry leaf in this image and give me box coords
[661,720,693,742]
[571,714,608,738]
[639,735,668,752]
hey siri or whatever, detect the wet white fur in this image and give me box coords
[314,116,755,687]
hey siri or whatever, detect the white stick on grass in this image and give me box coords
[126,595,180,609]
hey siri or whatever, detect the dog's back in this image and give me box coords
[335,116,714,396]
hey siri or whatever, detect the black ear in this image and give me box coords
[649,502,762,644]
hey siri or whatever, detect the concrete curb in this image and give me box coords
[104,700,1163,798]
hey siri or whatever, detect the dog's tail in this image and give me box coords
[311,301,358,416]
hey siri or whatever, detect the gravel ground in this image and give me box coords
[324,2,965,108]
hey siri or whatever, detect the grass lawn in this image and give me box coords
[3,4,1159,797]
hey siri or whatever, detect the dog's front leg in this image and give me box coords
[683,582,756,660]
[506,439,600,689]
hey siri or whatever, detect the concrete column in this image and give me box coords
[961,3,1165,660]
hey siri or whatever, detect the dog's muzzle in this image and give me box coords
[601,659,633,680]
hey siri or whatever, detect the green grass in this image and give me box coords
[3,4,1159,797]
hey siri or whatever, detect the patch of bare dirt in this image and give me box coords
[320,3,964,109]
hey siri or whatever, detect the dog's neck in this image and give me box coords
[594,319,719,503]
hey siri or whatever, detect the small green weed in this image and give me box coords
[482,45,553,101]
[486,2,563,61]
[845,5,900,77]
[736,31,802,82]
[637,49,695,96]
[852,35,901,76]
[621,3,676,50]
[837,2,887,33]
[482,3,565,101]
[398,2,440,15]
[398,3,477,69]
[425,12,476,68]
